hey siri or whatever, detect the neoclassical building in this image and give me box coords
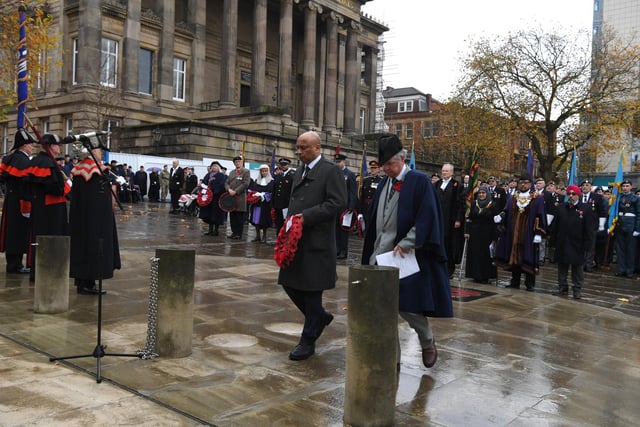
[2,0,387,164]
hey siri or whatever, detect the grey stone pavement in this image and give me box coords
[2,200,640,426]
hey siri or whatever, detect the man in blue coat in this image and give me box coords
[361,135,453,369]
[614,179,640,278]
[277,131,347,361]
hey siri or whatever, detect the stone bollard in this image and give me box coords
[155,249,195,358]
[34,235,70,314]
[344,265,399,427]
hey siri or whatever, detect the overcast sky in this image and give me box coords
[361,0,594,100]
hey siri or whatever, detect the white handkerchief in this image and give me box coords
[375,250,420,279]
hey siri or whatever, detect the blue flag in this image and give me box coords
[567,150,577,186]
[409,143,416,170]
[17,4,28,129]
[607,151,624,233]
[270,149,276,178]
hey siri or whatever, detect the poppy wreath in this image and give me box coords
[246,189,261,205]
[356,214,365,239]
[196,187,213,206]
[274,215,303,268]
[339,209,358,231]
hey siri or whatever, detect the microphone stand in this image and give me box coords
[50,139,139,383]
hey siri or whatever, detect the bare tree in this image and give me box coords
[452,27,640,181]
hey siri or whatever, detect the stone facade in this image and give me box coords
[1,0,387,166]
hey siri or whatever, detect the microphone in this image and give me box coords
[62,131,109,144]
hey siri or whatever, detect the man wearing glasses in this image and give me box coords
[549,184,596,299]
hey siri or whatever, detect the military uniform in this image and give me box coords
[615,184,640,277]
[357,161,382,220]
[271,158,295,232]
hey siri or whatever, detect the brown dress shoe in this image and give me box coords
[422,344,438,368]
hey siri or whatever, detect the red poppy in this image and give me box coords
[393,180,403,192]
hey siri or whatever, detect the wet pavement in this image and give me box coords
[2,200,640,426]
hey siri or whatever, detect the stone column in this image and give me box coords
[33,236,70,314]
[122,0,141,93]
[189,0,207,106]
[366,47,378,134]
[220,0,238,107]
[278,0,293,116]
[158,0,176,101]
[251,0,267,106]
[300,1,322,127]
[343,21,361,135]
[76,0,102,86]
[344,265,398,426]
[155,249,195,358]
[323,12,342,133]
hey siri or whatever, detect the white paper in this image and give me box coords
[341,210,353,227]
[282,208,288,218]
[375,250,420,279]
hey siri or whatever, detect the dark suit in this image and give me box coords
[489,186,507,212]
[435,178,463,276]
[278,156,346,346]
[271,168,294,231]
[336,165,357,258]
[169,166,183,212]
[581,192,606,270]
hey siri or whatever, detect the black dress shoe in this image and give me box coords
[552,288,568,296]
[615,272,628,277]
[7,266,31,274]
[573,290,582,299]
[336,253,347,260]
[77,286,106,295]
[505,284,520,289]
[525,286,535,292]
[289,343,315,360]
[316,312,334,340]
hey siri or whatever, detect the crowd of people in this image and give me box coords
[6,127,637,370]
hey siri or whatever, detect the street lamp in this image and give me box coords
[153,126,162,154]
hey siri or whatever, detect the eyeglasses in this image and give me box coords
[567,191,579,196]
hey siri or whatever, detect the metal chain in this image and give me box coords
[137,256,159,359]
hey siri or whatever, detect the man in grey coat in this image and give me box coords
[277,131,347,360]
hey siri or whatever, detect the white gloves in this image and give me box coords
[598,217,606,232]
[493,215,502,224]
[533,235,542,244]
[546,214,554,226]
[116,176,126,185]
[633,231,640,237]
[201,183,207,189]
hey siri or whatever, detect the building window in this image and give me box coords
[139,48,153,95]
[395,123,402,137]
[42,120,49,133]
[101,38,118,87]
[65,118,73,155]
[36,51,44,90]
[398,101,413,113]
[423,121,440,138]
[360,108,366,133]
[72,38,78,85]
[173,57,186,101]
[405,122,413,139]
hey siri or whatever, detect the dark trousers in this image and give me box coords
[5,253,24,272]
[229,211,245,237]
[616,228,636,275]
[511,266,535,289]
[558,262,584,291]
[335,220,349,257]
[283,286,326,345]
[274,209,285,234]
[170,188,180,211]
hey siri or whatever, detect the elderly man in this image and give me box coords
[225,156,251,239]
[277,131,347,361]
[169,160,183,213]
[494,173,547,291]
[362,135,453,369]
[434,163,463,277]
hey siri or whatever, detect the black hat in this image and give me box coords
[604,188,612,193]
[12,128,37,150]
[580,179,591,186]
[519,173,533,182]
[378,135,403,165]
[210,161,222,168]
[622,179,632,185]
[335,153,347,161]
[42,133,61,145]
[232,156,242,162]
[278,157,291,165]
[369,160,379,167]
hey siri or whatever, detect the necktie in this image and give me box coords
[302,165,310,179]
[389,178,399,198]
[583,195,588,203]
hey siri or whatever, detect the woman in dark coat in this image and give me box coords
[464,186,498,283]
[148,167,160,202]
[69,145,121,295]
[199,161,227,236]
[248,165,274,243]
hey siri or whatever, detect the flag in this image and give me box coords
[409,142,416,170]
[270,148,276,178]
[526,145,534,177]
[17,4,28,129]
[358,143,367,200]
[607,151,625,234]
[465,147,480,212]
[567,149,578,187]
[335,140,341,158]
[240,140,246,163]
